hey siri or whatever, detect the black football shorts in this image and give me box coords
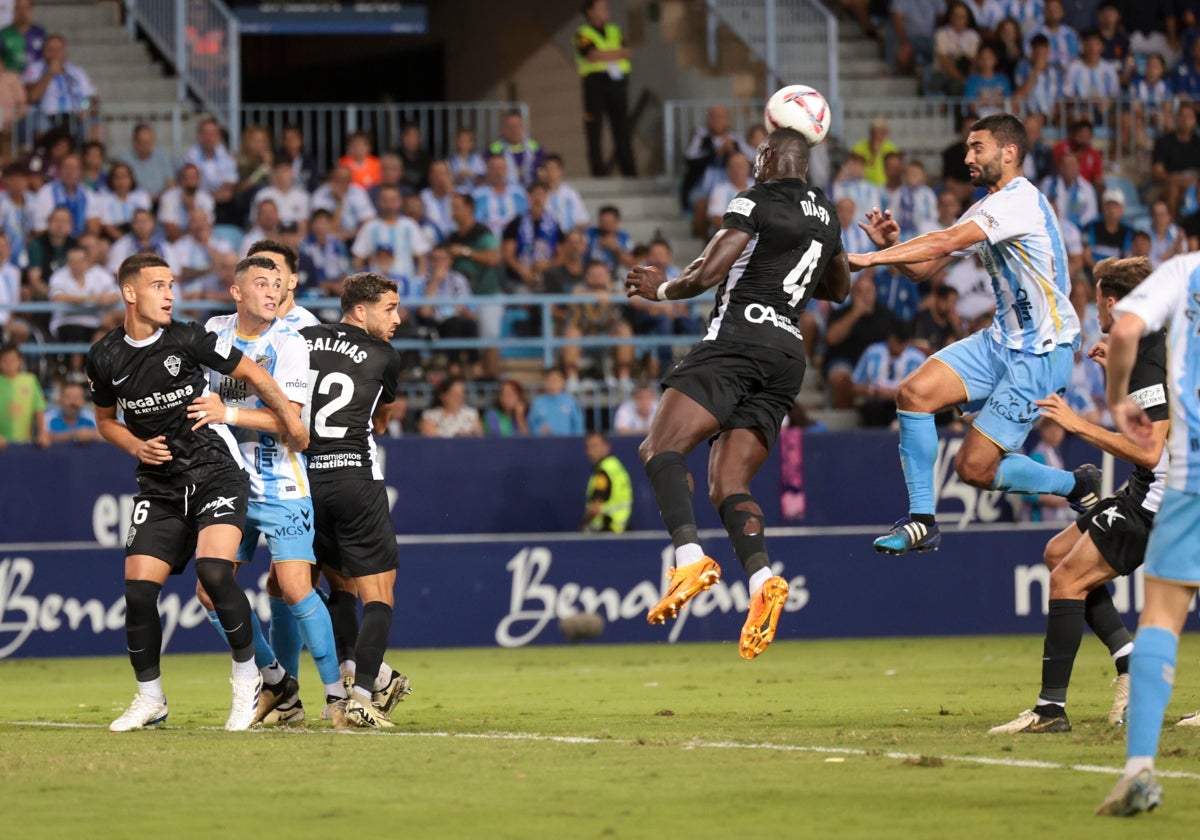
[1075,490,1153,577]
[311,477,399,578]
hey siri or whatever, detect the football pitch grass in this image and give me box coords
[3,635,1200,838]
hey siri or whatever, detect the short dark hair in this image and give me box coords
[528,180,549,195]
[1030,34,1050,49]
[544,153,564,168]
[454,192,476,211]
[1095,256,1152,300]
[888,318,912,343]
[0,342,19,358]
[970,112,1028,164]
[247,239,298,274]
[934,283,958,299]
[235,255,279,279]
[310,207,333,223]
[341,272,398,313]
[598,204,620,218]
[118,253,170,285]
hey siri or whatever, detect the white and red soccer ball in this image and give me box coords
[764,84,831,147]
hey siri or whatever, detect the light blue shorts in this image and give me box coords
[931,331,1075,452]
[1144,488,1200,584]
[237,497,317,564]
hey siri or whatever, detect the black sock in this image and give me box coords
[1034,702,1067,718]
[326,588,360,663]
[354,601,393,696]
[194,558,255,663]
[1039,598,1086,705]
[910,513,936,526]
[1084,585,1133,673]
[718,493,769,577]
[645,452,698,547]
[124,580,163,681]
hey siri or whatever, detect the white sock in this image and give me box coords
[1113,642,1134,661]
[352,685,372,702]
[748,567,773,595]
[674,543,704,567]
[232,658,258,680]
[324,682,347,700]
[1035,697,1066,709]
[339,659,356,683]
[260,660,286,686]
[374,663,394,692]
[137,678,165,702]
[1124,756,1154,779]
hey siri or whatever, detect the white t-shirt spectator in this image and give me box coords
[253,186,311,227]
[183,144,238,195]
[612,397,658,434]
[943,255,997,321]
[99,189,152,229]
[351,217,430,278]
[31,180,100,232]
[0,261,18,326]
[47,265,118,334]
[239,226,278,258]
[107,233,171,275]
[22,61,95,115]
[157,186,216,229]
[167,234,234,297]
[420,405,482,437]
[934,25,981,65]
[311,183,377,236]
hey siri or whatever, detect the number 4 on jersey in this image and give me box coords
[782,240,823,307]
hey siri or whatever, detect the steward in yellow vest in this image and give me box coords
[582,431,633,532]
[576,0,637,177]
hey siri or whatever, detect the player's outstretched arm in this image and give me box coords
[94,404,172,465]
[848,221,985,281]
[625,228,751,302]
[1035,392,1168,469]
[229,357,310,451]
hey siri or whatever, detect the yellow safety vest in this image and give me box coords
[586,454,633,533]
[575,23,631,77]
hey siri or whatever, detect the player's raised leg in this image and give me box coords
[709,428,789,659]
[638,388,723,624]
[110,553,173,732]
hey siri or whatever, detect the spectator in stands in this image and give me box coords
[419,376,483,438]
[965,43,1013,115]
[420,159,456,241]
[824,273,894,410]
[0,162,32,264]
[912,283,963,355]
[920,189,963,235]
[1152,102,1200,216]
[1130,228,1152,259]
[488,109,543,189]
[1176,36,1200,101]
[367,244,415,297]
[234,124,273,218]
[705,152,752,235]
[964,0,1005,36]
[106,207,168,274]
[473,155,528,239]
[32,152,97,236]
[612,383,659,435]
[989,16,1025,83]
[889,160,938,242]
[0,58,24,158]
[1052,119,1104,187]
[25,204,73,300]
[383,395,414,438]
[849,117,899,188]
[311,163,376,244]
[1120,0,1177,65]
[44,380,97,445]
[576,0,637,177]
[0,0,44,74]
[369,154,410,212]
[680,103,750,212]
[502,181,561,290]
[448,192,503,380]
[832,152,882,219]
[397,124,431,194]
[157,163,214,243]
[22,34,96,133]
[252,158,310,236]
[98,162,150,241]
[929,2,982,96]
[583,204,632,275]
[1015,34,1064,118]
[167,206,235,300]
[852,319,925,428]
[1126,53,1174,154]
[417,243,478,376]
[528,367,584,436]
[239,199,282,259]
[403,193,439,252]
[47,241,117,370]
[0,232,25,344]
[1064,32,1121,131]
[338,130,381,190]
[881,151,904,202]
[541,153,589,232]
[483,379,529,437]
[944,252,996,332]
[887,0,945,77]
[1095,3,1131,68]
[79,230,110,278]
[183,116,237,221]
[79,140,105,191]
[0,342,47,448]
[561,260,635,389]
[117,123,174,201]
[627,238,696,377]
[839,195,877,286]
[297,208,349,296]
[1042,150,1099,229]
[1021,112,1056,184]
[1059,212,1087,278]
[351,183,428,281]
[1083,189,1136,273]
[1025,0,1080,73]
[449,127,486,194]
[1147,198,1188,268]
[545,227,587,297]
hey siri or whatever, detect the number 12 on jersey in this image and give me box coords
[782,240,823,307]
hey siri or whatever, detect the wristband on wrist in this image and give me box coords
[656,282,670,301]
[225,405,239,426]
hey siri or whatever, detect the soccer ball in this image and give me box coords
[764,85,831,147]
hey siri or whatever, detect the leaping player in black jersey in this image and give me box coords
[625,128,850,659]
[302,273,407,727]
[85,254,310,731]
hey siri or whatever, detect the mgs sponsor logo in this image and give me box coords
[270,509,313,539]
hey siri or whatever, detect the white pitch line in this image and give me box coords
[5,719,1200,781]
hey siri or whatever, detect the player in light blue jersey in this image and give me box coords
[1096,252,1200,816]
[847,113,1099,554]
[189,255,346,724]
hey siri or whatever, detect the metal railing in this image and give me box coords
[239,102,531,174]
[704,0,839,116]
[124,0,241,147]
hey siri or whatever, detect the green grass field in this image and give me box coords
[2,636,1199,839]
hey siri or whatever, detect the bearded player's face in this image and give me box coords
[965,130,1005,188]
[363,291,401,341]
